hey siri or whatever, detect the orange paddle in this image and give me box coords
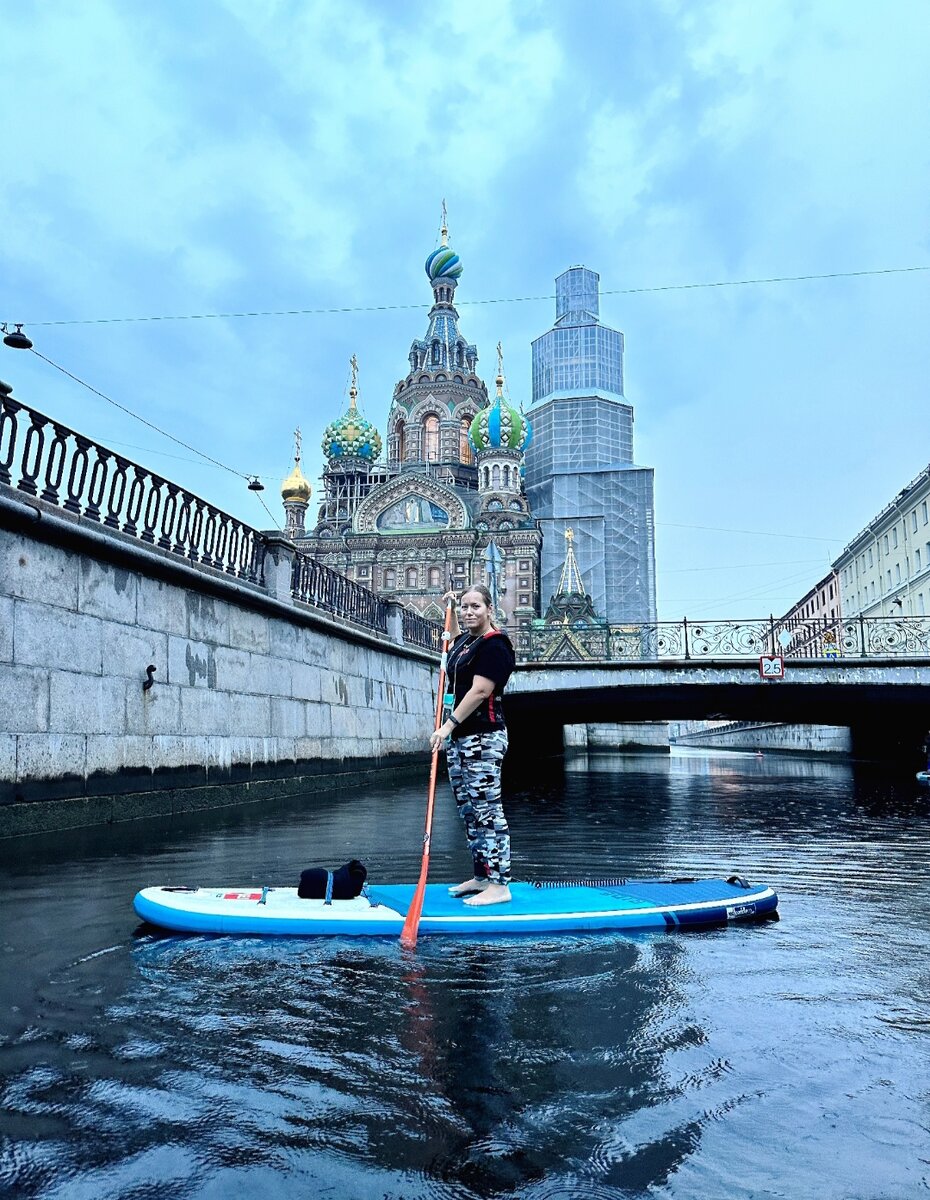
[400,593,456,949]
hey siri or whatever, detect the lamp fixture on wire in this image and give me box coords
[1,324,33,350]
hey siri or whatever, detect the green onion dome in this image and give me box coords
[469,372,532,453]
[424,243,463,283]
[322,377,382,462]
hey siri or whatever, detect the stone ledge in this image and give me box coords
[0,753,431,838]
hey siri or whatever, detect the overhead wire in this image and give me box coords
[26,349,286,530]
[9,264,928,329]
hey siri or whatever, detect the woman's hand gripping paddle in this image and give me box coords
[400,592,456,949]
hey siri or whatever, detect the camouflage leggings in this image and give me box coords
[445,730,511,886]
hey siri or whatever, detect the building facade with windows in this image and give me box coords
[776,570,841,657]
[524,266,657,625]
[833,463,930,618]
[281,225,541,625]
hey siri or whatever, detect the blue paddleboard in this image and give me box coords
[133,877,778,937]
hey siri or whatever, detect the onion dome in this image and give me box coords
[281,460,312,502]
[424,204,463,282]
[281,428,312,502]
[469,350,532,453]
[322,356,383,462]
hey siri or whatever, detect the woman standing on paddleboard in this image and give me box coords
[429,585,516,907]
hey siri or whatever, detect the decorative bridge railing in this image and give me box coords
[401,607,444,652]
[0,389,442,648]
[0,390,264,583]
[513,616,930,663]
[291,555,389,634]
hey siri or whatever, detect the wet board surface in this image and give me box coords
[133,878,778,937]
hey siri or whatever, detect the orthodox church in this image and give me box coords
[280,219,541,625]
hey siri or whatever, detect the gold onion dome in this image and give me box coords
[281,459,311,503]
[322,358,382,462]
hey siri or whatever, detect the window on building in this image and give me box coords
[431,341,440,364]
[892,528,898,549]
[428,566,441,587]
[912,512,919,533]
[459,417,473,465]
[395,420,406,462]
[423,414,440,461]
[384,569,396,589]
[359,565,370,576]
[923,500,929,524]
[919,593,926,615]
[886,570,892,590]
[406,568,418,588]
[896,563,901,583]
[868,548,874,567]
[916,548,922,571]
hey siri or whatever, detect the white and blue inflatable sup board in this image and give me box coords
[134,877,778,937]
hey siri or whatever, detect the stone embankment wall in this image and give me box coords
[0,493,435,836]
[564,722,670,753]
[672,722,852,756]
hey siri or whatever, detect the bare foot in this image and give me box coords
[448,878,488,897]
[463,883,512,907]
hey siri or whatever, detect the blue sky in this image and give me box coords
[2,0,928,620]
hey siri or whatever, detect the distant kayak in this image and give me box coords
[917,771,930,785]
[134,876,779,937]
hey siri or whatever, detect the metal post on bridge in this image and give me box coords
[683,617,690,660]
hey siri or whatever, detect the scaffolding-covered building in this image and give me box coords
[524,266,657,624]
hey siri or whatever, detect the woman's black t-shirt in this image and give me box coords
[446,629,516,740]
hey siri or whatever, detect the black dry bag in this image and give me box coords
[298,859,367,900]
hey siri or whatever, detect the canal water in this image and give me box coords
[1,749,928,1200]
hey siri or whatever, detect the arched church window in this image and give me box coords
[396,419,406,462]
[432,342,440,365]
[383,568,396,589]
[503,465,510,489]
[492,464,501,489]
[424,414,440,461]
[428,566,441,587]
[482,466,490,488]
[459,417,473,465]
[406,567,418,588]
[456,344,464,367]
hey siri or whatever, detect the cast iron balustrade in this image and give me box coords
[401,607,443,652]
[514,615,930,663]
[0,392,264,583]
[291,555,389,634]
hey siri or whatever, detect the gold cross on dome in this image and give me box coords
[294,426,302,464]
[497,341,504,378]
[565,527,574,544]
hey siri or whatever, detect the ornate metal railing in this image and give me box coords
[514,616,930,663]
[291,555,389,634]
[402,607,443,652]
[0,391,264,583]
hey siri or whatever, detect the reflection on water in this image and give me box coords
[1,750,929,1199]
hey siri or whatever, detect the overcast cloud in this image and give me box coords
[2,0,928,619]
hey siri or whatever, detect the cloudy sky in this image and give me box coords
[2,0,928,620]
